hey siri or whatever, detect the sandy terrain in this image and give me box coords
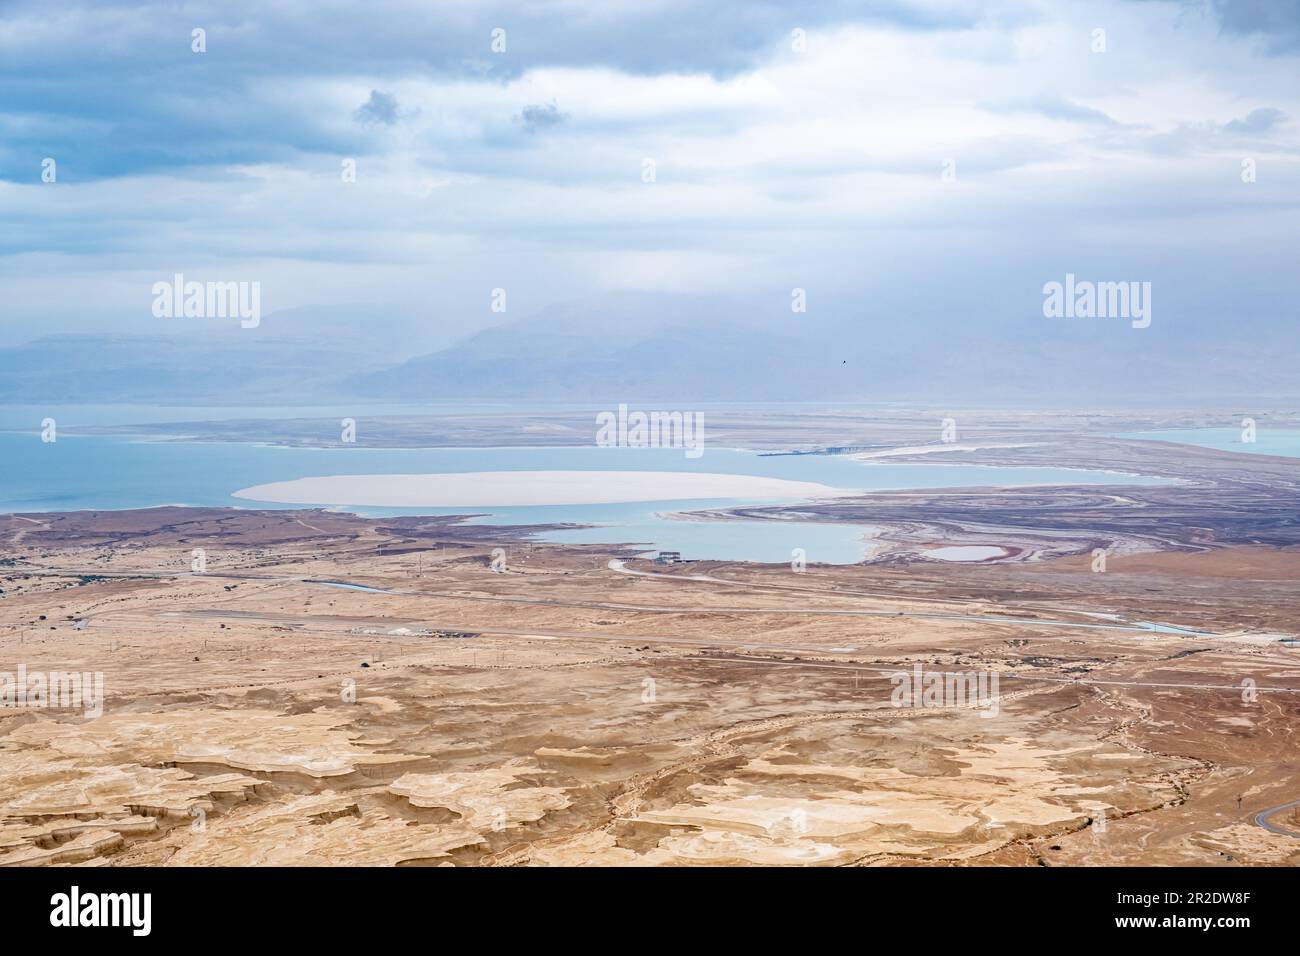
[2,493,1297,867]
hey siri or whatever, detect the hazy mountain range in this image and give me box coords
[0,293,1294,406]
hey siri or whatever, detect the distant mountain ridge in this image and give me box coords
[0,294,1295,405]
[0,333,382,403]
[342,293,1299,403]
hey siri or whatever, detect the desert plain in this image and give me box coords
[2,408,1299,867]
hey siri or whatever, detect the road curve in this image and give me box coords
[1254,800,1300,838]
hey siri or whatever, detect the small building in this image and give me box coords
[655,551,683,565]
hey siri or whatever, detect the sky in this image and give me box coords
[1,0,1297,358]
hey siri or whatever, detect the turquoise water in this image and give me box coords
[0,428,1167,565]
[490,500,880,564]
[1118,427,1300,459]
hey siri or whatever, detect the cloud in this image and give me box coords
[1,0,1298,365]
[1143,106,1292,156]
[0,0,1015,181]
[354,90,400,126]
[1208,0,1300,52]
[1223,106,1287,133]
[517,101,568,133]
[983,95,1121,126]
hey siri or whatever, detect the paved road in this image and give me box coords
[1254,799,1300,838]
